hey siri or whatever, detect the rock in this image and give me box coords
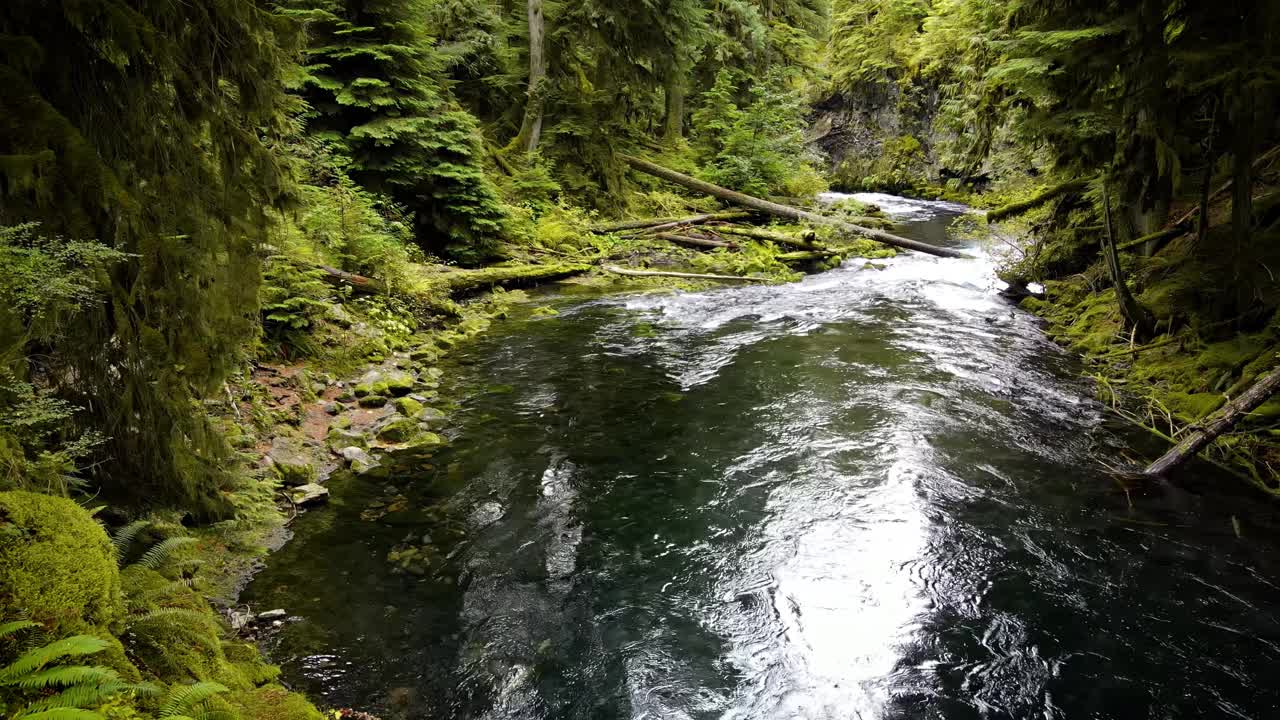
[409,347,439,363]
[424,367,444,380]
[335,391,356,403]
[290,483,329,507]
[324,402,342,415]
[393,397,423,417]
[267,437,317,487]
[340,446,383,476]
[257,608,287,621]
[469,501,505,528]
[377,418,419,443]
[358,395,388,408]
[311,382,327,396]
[414,406,447,429]
[382,432,446,469]
[327,304,355,328]
[355,369,416,398]
[327,428,367,451]
[332,414,353,429]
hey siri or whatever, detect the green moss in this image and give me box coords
[1162,391,1226,421]
[377,418,420,443]
[393,397,424,417]
[232,684,325,720]
[0,491,123,637]
[358,395,388,408]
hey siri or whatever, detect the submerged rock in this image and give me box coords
[414,406,447,429]
[340,446,383,477]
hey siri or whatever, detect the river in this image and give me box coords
[243,194,1280,720]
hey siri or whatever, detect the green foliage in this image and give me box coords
[692,71,826,197]
[0,627,141,720]
[260,259,333,360]
[0,492,123,638]
[0,0,302,518]
[284,0,508,262]
[828,0,929,88]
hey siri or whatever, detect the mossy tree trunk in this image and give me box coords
[1102,180,1156,341]
[509,0,547,155]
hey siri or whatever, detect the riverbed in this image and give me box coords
[243,195,1280,720]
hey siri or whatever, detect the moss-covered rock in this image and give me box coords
[354,369,415,398]
[267,438,317,487]
[358,394,388,408]
[232,684,325,720]
[327,427,367,452]
[393,396,424,417]
[377,418,419,443]
[0,491,124,637]
[414,406,447,429]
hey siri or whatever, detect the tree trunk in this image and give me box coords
[1230,85,1255,261]
[1197,152,1215,245]
[619,154,969,259]
[986,179,1089,222]
[510,0,546,155]
[1102,182,1156,340]
[1143,363,1280,477]
[713,225,822,250]
[604,265,767,282]
[664,77,685,145]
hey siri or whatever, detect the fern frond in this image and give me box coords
[127,608,213,628]
[133,579,194,604]
[21,681,132,711]
[0,620,38,640]
[135,537,196,570]
[13,708,105,719]
[111,520,150,565]
[0,636,109,683]
[160,682,229,718]
[15,665,120,690]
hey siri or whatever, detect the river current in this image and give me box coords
[244,194,1280,720]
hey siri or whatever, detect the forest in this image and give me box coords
[1,0,1279,718]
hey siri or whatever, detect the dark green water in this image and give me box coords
[244,194,1280,720]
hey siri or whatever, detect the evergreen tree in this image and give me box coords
[285,0,507,263]
[0,0,300,516]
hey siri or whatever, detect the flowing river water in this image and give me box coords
[243,194,1280,720]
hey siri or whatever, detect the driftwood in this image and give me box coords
[603,265,766,282]
[1143,363,1280,477]
[712,225,821,250]
[987,179,1090,222]
[619,154,968,259]
[590,211,751,234]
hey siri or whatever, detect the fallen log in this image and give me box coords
[590,211,751,234]
[1115,225,1187,253]
[604,264,767,282]
[1143,363,1280,478]
[619,154,968,259]
[318,264,386,295]
[987,179,1090,222]
[776,250,838,262]
[435,263,592,295]
[654,232,734,250]
[712,225,821,250]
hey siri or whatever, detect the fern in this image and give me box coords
[0,628,137,720]
[110,520,150,566]
[134,537,196,571]
[159,681,229,718]
[0,636,109,683]
[0,620,38,640]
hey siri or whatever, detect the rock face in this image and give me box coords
[809,78,946,188]
[267,437,317,486]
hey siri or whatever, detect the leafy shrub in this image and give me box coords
[259,259,333,359]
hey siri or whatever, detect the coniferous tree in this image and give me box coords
[286,0,507,263]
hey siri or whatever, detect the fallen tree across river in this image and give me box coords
[618,154,969,259]
[604,265,767,282]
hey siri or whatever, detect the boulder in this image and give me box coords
[358,395,388,408]
[327,428,367,452]
[354,369,416,398]
[409,347,439,363]
[377,418,419,443]
[393,396,423,417]
[414,406,448,429]
[340,446,383,477]
[267,437,317,487]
